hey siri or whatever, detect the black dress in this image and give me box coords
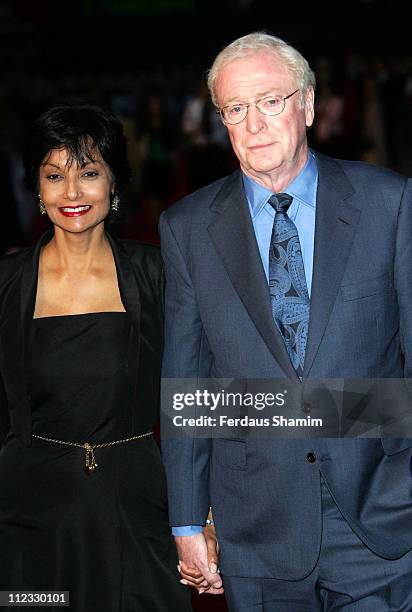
[0,312,191,612]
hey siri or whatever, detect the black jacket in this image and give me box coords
[0,230,163,447]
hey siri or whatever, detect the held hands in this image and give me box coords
[176,524,223,595]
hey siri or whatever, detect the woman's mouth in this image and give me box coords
[59,205,91,217]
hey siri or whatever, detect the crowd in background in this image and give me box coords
[2,51,412,255]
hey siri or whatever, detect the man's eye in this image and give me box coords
[229,105,244,115]
[262,97,282,108]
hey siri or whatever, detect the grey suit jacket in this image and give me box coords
[160,152,412,579]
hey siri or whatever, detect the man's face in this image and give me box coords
[215,50,314,188]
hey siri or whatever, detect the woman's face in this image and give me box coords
[38,147,114,235]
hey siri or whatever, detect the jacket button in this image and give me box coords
[306,452,316,463]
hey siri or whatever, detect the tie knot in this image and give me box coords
[268,193,293,213]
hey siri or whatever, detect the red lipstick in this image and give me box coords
[59,205,91,217]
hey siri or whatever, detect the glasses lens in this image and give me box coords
[257,95,284,116]
[223,104,247,124]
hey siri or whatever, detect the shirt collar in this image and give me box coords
[242,150,318,219]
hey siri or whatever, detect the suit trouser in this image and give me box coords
[222,477,412,611]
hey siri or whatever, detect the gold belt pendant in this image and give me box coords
[84,443,98,474]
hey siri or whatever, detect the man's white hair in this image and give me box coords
[207,32,316,108]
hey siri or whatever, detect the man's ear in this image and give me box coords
[305,87,315,128]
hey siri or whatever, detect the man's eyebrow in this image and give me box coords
[223,89,281,105]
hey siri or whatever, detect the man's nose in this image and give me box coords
[245,104,265,134]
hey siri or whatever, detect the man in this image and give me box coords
[159,32,412,611]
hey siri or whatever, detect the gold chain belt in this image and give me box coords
[32,431,153,474]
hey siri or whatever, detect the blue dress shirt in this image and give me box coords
[172,151,319,536]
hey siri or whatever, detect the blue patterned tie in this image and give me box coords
[268,194,309,376]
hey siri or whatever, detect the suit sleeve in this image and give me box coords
[159,211,212,527]
[391,177,412,448]
[395,178,412,377]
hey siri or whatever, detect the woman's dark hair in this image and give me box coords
[24,103,131,196]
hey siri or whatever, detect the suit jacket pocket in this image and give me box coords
[213,439,247,470]
[341,274,393,301]
[380,437,412,456]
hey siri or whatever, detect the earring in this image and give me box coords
[38,194,46,215]
[111,194,120,212]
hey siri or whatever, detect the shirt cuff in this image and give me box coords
[172,525,204,536]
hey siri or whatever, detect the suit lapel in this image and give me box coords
[107,233,141,434]
[303,154,360,376]
[106,232,141,336]
[207,171,298,379]
[20,231,53,343]
[0,231,54,445]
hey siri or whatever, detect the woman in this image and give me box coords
[0,104,192,612]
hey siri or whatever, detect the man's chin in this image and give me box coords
[245,160,283,177]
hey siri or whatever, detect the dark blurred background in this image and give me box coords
[1,1,410,606]
[1,0,412,257]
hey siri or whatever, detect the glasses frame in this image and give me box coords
[218,89,300,125]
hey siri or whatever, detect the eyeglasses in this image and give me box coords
[218,89,300,125]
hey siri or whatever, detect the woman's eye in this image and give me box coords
[82,170,99,178]
[46,174,62,181]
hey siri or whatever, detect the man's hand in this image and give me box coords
[175,531,223,594]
